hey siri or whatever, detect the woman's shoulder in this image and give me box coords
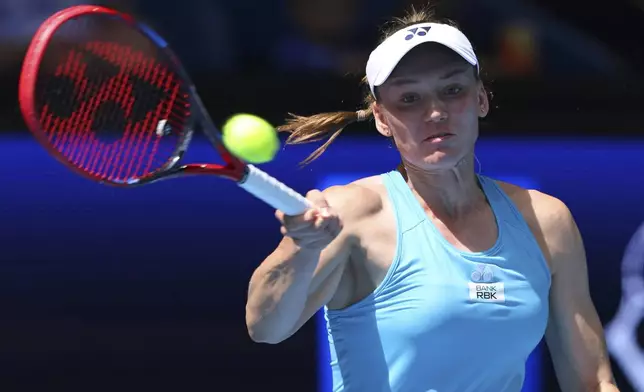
[321,175,387,222]
[494,179,576,274]
[494,179,569,219]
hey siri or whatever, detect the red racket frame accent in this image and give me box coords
[18,5,248,186]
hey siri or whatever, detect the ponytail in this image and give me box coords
[278,107,373,165]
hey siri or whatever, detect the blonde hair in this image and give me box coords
[278,4,461,165]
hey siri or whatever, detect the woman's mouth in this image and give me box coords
[424,132,453,143]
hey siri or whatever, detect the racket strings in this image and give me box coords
[36,17,191,183]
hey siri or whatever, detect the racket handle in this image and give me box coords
[238,165,312,216]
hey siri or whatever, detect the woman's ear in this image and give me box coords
[478,84,489,118]
[372,103,392,137]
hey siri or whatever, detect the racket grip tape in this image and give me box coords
[238,165,312,216]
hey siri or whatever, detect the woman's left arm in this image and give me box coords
[538,196,619,392]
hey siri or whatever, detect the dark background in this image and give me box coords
[1,0,644,391]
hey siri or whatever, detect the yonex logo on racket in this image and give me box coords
[35,39,190,182]
[404,26,432,40]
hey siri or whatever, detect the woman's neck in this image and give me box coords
[402,154,485,219]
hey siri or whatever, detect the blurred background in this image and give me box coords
[1,0,644,391]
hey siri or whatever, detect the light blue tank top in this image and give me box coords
[324,170,551,392]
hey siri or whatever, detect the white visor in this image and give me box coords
[365,23,479,96]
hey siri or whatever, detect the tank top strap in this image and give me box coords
[477,175,532,232]
[380,170,426,233]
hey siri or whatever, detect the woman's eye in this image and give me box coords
[400,94,420,104]
[445,86,463,95]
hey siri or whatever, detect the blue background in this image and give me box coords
[1,133,641,391]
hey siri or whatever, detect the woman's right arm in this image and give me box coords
[245,184,378,344]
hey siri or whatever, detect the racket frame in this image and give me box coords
[19,5,312,215]
[19,5,246,186]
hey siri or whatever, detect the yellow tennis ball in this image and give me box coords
[222,113,279,164]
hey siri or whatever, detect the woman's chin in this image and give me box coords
[421,151,455,167]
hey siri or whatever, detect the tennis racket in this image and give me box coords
[18,5,311,216]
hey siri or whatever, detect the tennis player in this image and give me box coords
[245,6,619,392]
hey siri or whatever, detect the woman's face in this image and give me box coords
[373,44,489,171]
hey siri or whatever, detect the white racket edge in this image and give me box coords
[238,164,312,216]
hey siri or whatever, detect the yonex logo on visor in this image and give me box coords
[405,26,432,40]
